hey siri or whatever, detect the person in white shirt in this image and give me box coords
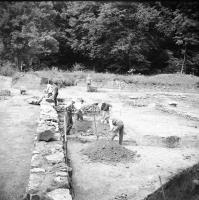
[37,80,53,104]
[100,102,112,124]
[75,98,85,121]
[45,80,54,98]
[109,117,124,145]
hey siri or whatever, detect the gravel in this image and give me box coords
[82,139,137,163]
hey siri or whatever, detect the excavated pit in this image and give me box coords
[56,106,142,200]
[144,162,199,200]
[55,94,199,200]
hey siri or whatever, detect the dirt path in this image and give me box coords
[0,95,39,200]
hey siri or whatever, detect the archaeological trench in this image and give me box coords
[23,95,199,200]
[1,80,199,200]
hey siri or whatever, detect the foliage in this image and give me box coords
[0,1,198,75]
[72,63,86,72]
[0,61,17,76]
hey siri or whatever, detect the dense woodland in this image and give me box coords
[0,1,199,75]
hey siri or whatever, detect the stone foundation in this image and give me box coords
[24,99,72,200]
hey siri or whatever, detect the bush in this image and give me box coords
[51,77,76,87]
[0,61,17,76]
[71,63,86,72]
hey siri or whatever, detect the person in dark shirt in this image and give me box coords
[109,118,124,145]
[53,83,59,106]
[65,100,76,135]
[101,102,112,124]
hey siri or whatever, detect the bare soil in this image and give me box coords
[0,77,40,200]
[1,74,199,200]
[59,86,199,200]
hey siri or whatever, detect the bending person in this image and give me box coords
[109,117,124,145]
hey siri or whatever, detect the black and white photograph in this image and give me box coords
[0,1,199,200]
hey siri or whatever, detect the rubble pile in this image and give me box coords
[0,89,11,100]
[0,89,11,96]
[24,99,72,200]
[111,193,128,200]
[82,140,138,163]
[27,96,40,105]
[81,103,100,114]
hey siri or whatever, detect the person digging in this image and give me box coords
[65,100,76,135]
[109,117,124,145]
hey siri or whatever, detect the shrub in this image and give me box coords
[71,63,86,72]
[52,77,76,87]
[0,61,17,76]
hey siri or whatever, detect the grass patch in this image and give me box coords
[35,69,77,87]
[35,69,199,89]
[9,68,199,91]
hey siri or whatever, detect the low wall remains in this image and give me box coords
[24,99,72,200]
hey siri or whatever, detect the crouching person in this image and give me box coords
[109,117,124,145]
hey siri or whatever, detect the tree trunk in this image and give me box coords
[128,54,131,70]
[181,43,186,74]
[14,56,18,68]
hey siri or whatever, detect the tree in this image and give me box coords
[0,1,198,74]
[0,2,60,70]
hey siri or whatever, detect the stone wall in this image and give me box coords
[24,99,72,200]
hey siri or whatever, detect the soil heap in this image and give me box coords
[82,139,138,163]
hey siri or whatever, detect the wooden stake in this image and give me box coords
[93,112,98,140]
[159,176,166,200]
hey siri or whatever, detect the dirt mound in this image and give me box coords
[81,103,100,114]
[82,140,138,163]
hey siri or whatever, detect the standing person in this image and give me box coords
[65,100,76,135]
[53,82,59,106]
[109,117,124,145]
[100,102,112,124]
[37,80,53,104]
[75,98,85,121]
[86,74,92,91]
[45,80,54,98]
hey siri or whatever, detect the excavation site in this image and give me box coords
[0,73,199,200]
